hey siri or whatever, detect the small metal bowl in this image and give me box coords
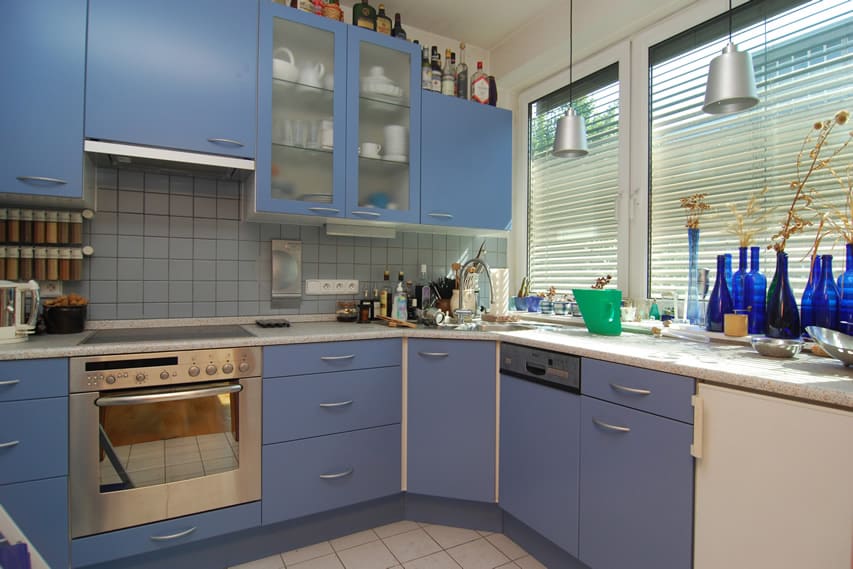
[806,326,853,366]
[750,336,803,358]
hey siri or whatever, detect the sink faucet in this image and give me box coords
[456,258,494,315]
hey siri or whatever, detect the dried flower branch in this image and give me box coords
[592,275,612,289]
[680,193,711,229]
[726,187,773,247]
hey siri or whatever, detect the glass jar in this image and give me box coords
[20,209,34,243]
[70,212,84,244]
[33,210,46,244]
[6,246,19,281]
[7,209,21,243]
[70,248,84,280]
[335,301,358,322]
[45,211,59,244]
[58,211,71,244]
[34,247,48,281]
[59,248,72,280]
[19,247,33,280]
[46,247,60,280]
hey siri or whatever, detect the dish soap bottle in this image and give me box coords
[393,272,408,320]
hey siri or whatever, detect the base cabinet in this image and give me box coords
[0,477,68,569]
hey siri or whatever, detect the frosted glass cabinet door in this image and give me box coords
[255,5,347,216]
[346,29,421,224]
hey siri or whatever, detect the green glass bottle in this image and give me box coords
[352,0,376,31]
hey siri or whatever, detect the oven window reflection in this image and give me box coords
[98,390,240,492]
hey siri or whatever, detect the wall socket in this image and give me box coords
[304,279,359,295]
[40,281,63,298]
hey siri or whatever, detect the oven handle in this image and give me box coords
[95,383,242,407]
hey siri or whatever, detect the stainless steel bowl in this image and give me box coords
[750,336,803,358]
[806,326,853,366]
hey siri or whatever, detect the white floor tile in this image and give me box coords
[229,553,285,569]
[330,529,379,552]
[402,550,463,569]
[484,535,527,561]
[336,540,398,569]
[422,525,481,549]
[374,520,422,539]
[289,553,345,569]
[281,542,334,566]
[382,528,442,563]
[494,564,520,569]
[476,530,495,538]
[513,556,546,569]
[446,538,510,569]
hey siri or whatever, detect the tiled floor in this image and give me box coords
[229,521,546,569]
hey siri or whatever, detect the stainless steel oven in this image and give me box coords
[69,347,261,538]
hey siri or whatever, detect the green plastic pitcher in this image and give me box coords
[572,288,622,336]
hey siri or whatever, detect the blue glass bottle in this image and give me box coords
[686,228,701,324]
[812,254,839,330]
[731,247,747,311]
[800,255,821,337]
[706,254,733,332]
[724,253,733,294]
[836,243,853,335]
[766,251,800,339]
[744,246,767,335]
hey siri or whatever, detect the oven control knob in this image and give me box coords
[135,373,145,383]
[205,364,217,376]
[188,366,200,377]
[160,371,170,380]
[238,362,250,373]
[222,363,234,374]
[106,375,116,385]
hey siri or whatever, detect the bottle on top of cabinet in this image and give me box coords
[471,61,490,104]
[421,46,432,90]
[352,0,376,30]
[375,4,392,34]
[391,13,406,39]
[441,50,456,96]
[456,43,469,99]
[430,47,442,92]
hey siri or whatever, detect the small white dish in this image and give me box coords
[383,154,408,162]
[361,152,381,159]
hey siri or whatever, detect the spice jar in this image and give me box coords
[70,212,83,244]
[59,248,72,280]
[6,246,19,281]
[46,247,60,280]
[57,212,70,244]
[20,210,34,244]
[33,210,46,244]
[34,247,47,281]
[0,209,6,244]
[7,209,21,243]
[19,247,33,281]
[70,248,83,280]
[45,211,59,244]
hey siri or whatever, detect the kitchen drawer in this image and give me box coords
[263,366,401,444]
[71,500,261,568]
[582,358,694,423]
[0,397,68,484]
[0,358,68,402]
[0,476,69,569]
[262,424,401,525]
[263,339,402,377]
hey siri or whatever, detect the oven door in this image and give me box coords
[70,377,261,538]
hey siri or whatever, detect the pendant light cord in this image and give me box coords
[728,0,733,43]
[569,0,574,107]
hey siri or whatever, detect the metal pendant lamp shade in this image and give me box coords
[553,108,589,157]
[702,42,759,115]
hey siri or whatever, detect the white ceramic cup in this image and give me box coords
[369,65,386,78]
[383,124,407,156]
[299,62,325,88]
[272,47,298,82]
[361,142,381,157]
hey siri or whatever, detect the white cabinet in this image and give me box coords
[693,383,853,569]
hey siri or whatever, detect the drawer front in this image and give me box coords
[582,358,695,423]
[262,424,401,525]
[0,476,69,569]
[264,366,401,444]
[0,397,68,484]
[0,358,68,401]
[71,500,261,568]
[264,339,402,377]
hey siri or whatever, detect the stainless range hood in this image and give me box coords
[84,140,255,180]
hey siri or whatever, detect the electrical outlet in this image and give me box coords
[304,279,359,295]
[40,281,63,298]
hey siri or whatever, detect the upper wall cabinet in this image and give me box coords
[421,92,512,230]
[1,0,86,199]
[85,0,258,159]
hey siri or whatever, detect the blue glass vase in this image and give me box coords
[744,246,767,335]
[812,254,839,330]
[724,253,733,294]
[706,254,733,332]
[800,255,821,337]
[836,243,853,335]
[731,247,747,311]
[766,251,800,339]
[686,228,701,324]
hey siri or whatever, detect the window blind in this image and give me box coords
[649,0,853,301]
[528,64,620,295]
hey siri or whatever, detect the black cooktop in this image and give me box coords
[81,325,254,345]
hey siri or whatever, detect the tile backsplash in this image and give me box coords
[63,168,506,321]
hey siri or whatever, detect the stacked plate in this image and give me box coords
[490,268,510,316]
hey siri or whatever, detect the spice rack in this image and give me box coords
[0,208,92,282]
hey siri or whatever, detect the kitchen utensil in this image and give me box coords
[44,304,87,334]
[272,47,298,82]
[0,280,39,343]
[377,314,416,328]
[298,61,325,88]
[750,336,803,358]
[805,326,853,365]
[652,325,710,343]
[421,307,446,326]
[573,288,622,336]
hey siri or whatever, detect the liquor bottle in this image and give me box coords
[430,47,442,92]
[456,42,468,99]
[471,61,489,104]
[441,49,455,96]
[488,75,498,106]
[391,13,407,39]
[379,269,390,317]
[421,46,431,90]
[352,0,376,31]
[406,280,417,320]
[371,288,381,321]
[415,264,431,311]
[375,4,392,35]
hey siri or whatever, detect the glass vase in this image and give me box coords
[724,253,733,293]
[731,247,747,311]
[812,254,839,330]
[706,254,733,332]
[836,243,853,335]
[686,227,701,325]
[800,254,821,337]
[744,246,767,335]
[766,251,800,339]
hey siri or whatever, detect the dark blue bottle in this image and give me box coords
[800,255,821,336]
[731,247,747,311]
[744,246,767,335]
[836,243,853,335]
[706,254,733,332]
[724,253,733,294]
[812,254,839,330]
[766,251,800,339]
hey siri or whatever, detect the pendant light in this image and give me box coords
[552,0,588,157]
[702,0,759,115]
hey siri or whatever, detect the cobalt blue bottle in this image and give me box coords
[724,253,733,294]
[800,255,821,337]
[706,254,733,332]
[836,243,853,335]
[744,246,766,335]
[766,251,800,339]
[731,247,747,311]
[812,254,839,330]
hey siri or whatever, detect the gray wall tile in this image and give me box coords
[143,259,168,277]
[194,197,217,218]
[145,173,169,194]
[169,302,193,318]
[193,260,216,281]
[170,195,193,217]
[145,193,169,215]
[118,170,144,191]
[169,281,193,302]
[170,176,193,195]
[117,258,144,280]
[118,190,144,213]
[144,237,169,259]
[144,215,170,237]
[169,260,193,281]
[117,213,144,236]
[117,281,143,302]
[193,282,216,302]
[117,236,143,258]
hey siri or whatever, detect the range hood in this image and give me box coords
[84,140,255,180]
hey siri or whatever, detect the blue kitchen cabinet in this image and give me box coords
[0,477,69,569]
[1,0,85,198]
[0,358,68,402]
[407,339,496,502]
[85,0,257,159]
[421,92,512,230]
[0,397,68,485]
[264,338,401,378]
[499,374,580,556]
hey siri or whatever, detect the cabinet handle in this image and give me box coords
[592,417,631,433]
[308,207,340,214]
[427,212,454,219]
[0,379,20,386]
[320,467,354,480]
[149,526,197,541]
[691,394,704,459]
[207,138,245,147]
[350,210,381,217]
[16,176,68,185]
[0,440,20,449]
[320,354,355,361]
[418,351,449,358]
[610,383,652,396]
[319,400,353,408]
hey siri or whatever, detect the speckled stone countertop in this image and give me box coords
[2,316,851,410]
